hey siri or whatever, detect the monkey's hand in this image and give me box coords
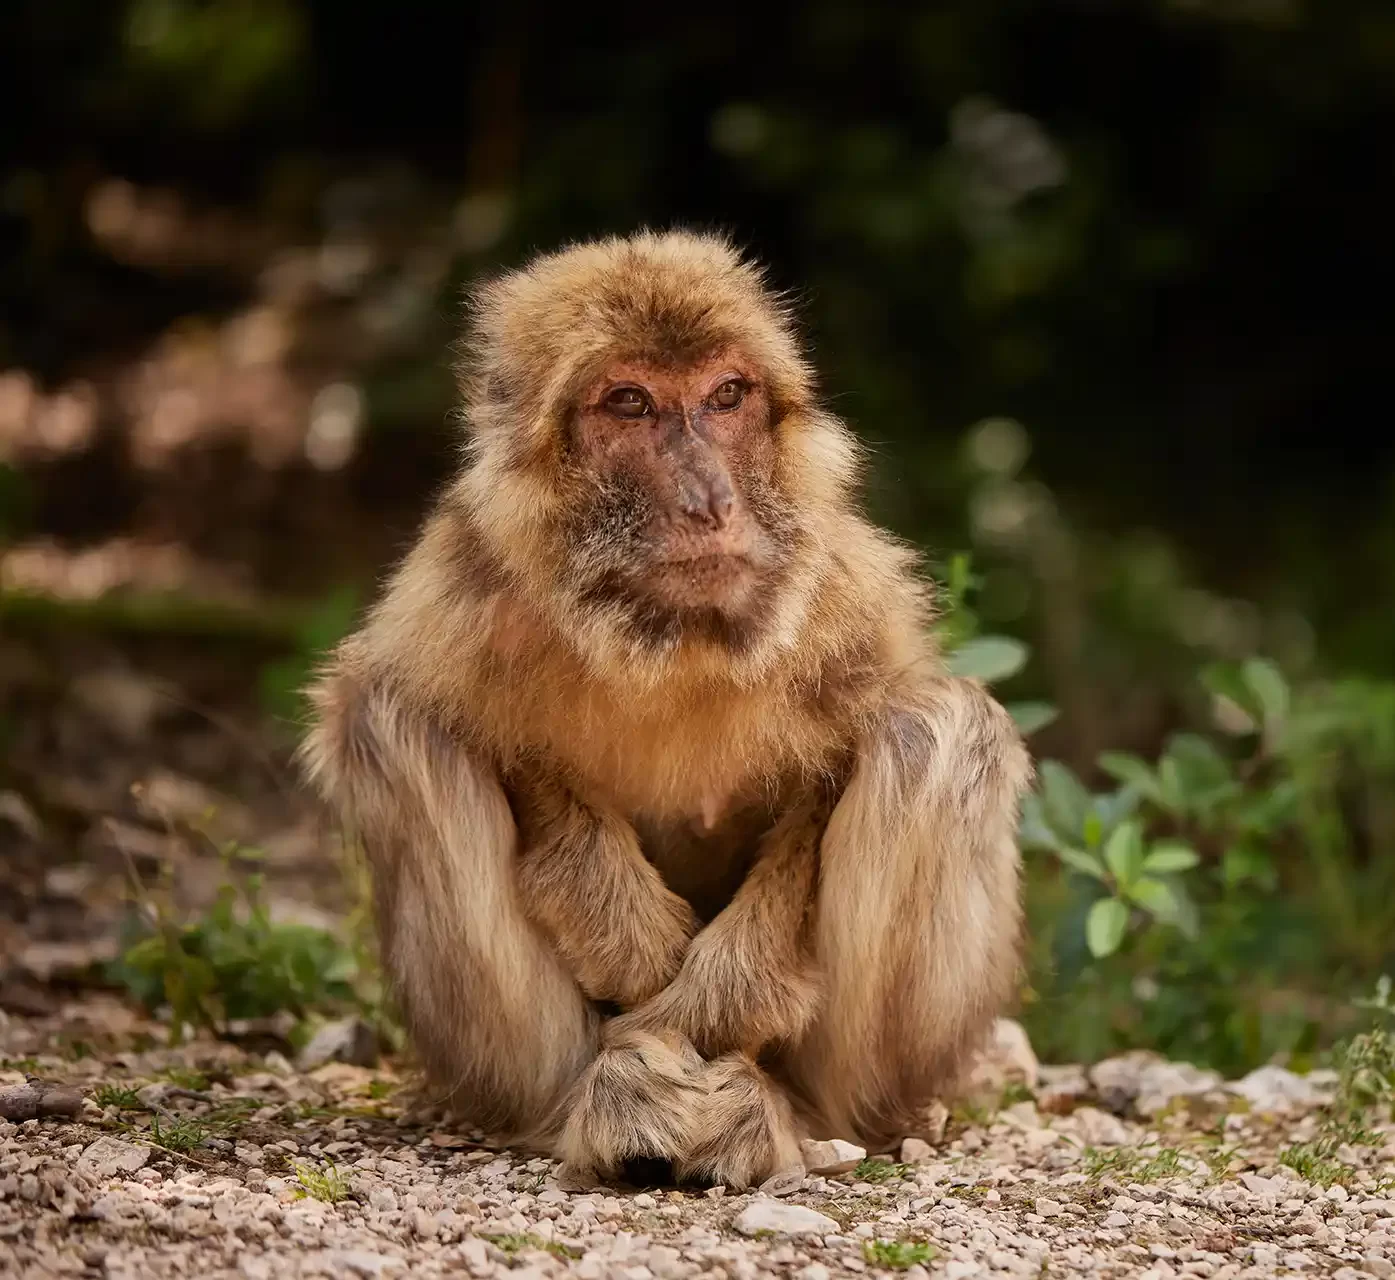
[513,779,699,1009]
[613,792,825,1059]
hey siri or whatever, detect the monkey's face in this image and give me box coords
[563,349,797,645]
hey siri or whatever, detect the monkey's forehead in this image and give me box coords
[459,231,814,411]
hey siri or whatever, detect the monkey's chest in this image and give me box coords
[631,804,774,923]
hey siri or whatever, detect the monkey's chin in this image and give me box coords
[646,554,760,611]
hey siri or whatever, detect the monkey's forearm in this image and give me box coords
[514,781,698,1009]
[616,791,826,1059]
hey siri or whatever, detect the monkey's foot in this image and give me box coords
[673,1053,804,1190]
[557,1025,704,1185]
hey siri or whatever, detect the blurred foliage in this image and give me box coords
[109,836,373,1045]
[4,1,1395,1071]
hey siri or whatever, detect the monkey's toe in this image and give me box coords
[558,1026,704,1182]
[674,1053,804,1190]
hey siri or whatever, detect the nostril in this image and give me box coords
[708,479,735,528]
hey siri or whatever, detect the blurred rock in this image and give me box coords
[1229,1064,1324,1112]
[77,1136,151,1178]
[69,669,174,742]
[298,1017,379,1070]
[798,1138,865,1175]
[1089,1051,1222,1116]
[966,1018,1039,1096]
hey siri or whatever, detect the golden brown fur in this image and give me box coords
[301,229,1031,1185]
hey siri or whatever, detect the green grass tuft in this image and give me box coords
[93,1084,143,1110]
[854,1158,913,1183]
[863,1239,937,1269]
[293,1160,352,1203]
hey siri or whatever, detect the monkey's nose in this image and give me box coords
[681,475,734,528]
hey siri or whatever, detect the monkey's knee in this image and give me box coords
[557,1024,705,1184]
[674,1054,804,1190]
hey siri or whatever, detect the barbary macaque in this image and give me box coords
[302,230,1031,1187]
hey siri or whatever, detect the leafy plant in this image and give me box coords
[936,551,1058,736]
[109,838,366,1044]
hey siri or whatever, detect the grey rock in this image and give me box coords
[758,1166,806,1197]
[1070,1105,1130,1147]
[334,1250,406,1277]
[798,1138,865,1175]
[298,1017,380,1070]
[76,1136,150,1179]
[1229,1065,1322,1111]
[733,1198,839,1237]
[900,1137,934,1164]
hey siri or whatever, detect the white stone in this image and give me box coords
[1035,1197,1064,1217]
[967,1018,1039,1094]
[633,1192,657,1209]
[798,1138,865,1175]
[900,1138,934,1164]
[369,1185,398,1213]
[1071,1105,1130,1147]
[733,1198,839,1237]
[77,1137,150,1179]
[334,1251,405,1278]
[1101,1211,1131,1229]
[797,1266,830,1280]
[1229,1065,1322,1111]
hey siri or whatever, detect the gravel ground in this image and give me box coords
[2,1002,1392,1280]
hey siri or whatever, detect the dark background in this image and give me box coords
[2,0,1392,1070]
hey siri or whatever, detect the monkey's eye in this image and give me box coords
[604,386,651,419]
[710,379,746,410]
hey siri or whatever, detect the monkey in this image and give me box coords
[300,229,1031,1189]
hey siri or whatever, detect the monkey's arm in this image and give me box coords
[620,673,1028,1074]
[613,787,827,1059]
[302,672,599,1139]
[511,774,699,1009]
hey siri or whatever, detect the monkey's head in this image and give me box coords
[454,230,862,680]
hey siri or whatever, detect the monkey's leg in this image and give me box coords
[512,778,698,1009]
[785,676,1031,1148]
[303,677,599,1144]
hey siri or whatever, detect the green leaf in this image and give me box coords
[945,635,1028,684]
[1092,788,1141,834]
[1057,847,1108,880]
[1128,876,1181,921]
[1242,657,1289,729]
[1103,820,1145,887]
[1018,794,1062,852]
[1097,751,1162,803]
[1201,661,1261,729]
[1039,760,1090,843]
[1141,841,1200,874]
[1222,843,1277,891]
[1007,700,1058,735]
[1086,898,1129,958]
[1082,809,1103,850]
[1157,756,1184,814]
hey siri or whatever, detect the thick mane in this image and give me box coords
[447,229,871,688]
